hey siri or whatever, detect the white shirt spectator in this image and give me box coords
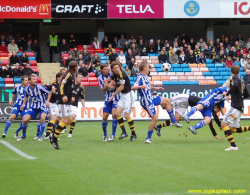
[8,43,19,53]
[118,55,126,64]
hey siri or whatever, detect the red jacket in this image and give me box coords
[225,60,233,68]
[0,45,8,53]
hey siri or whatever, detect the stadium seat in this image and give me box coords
[26,52,35,57]
[211,72,220,76]
[223,76,230,80]
[156,68,163,72]
[172,81,181,85]
[154,81,162,86]
[148,53,157,56]
[166,72,176,76]
[149,81,154,85]
[215,63,224,67]
[129,77,134,81]
[208,81,217,85]
[77,45,84,50]
[5,84,14,87]
[100,56,107,60]
[160,76,170,81]
[154,64,162,68]
[152,76,161,81]
[218,67,227,72]
[81,77,88,82]
[115,48,121,53]
[163,81,172,85]
[96,49,105,53]
[135,56,141,60]
[0,84,5,87]
[206,64,215,68]
[203,72,212,76]
[199,81,208,85]
[183,68,191,72]
[101,60,107,64]
[81,82,90,86]
[4,78,13,84]
[181,81,190,85]
[130,81,135,86]
[88,73,95,77]
[214,76,222,80]
[194,72,202,76]
[89,82,99,86]
[151,60,159,64]
[89,77,98,81]
[189,64,198,68]
[191,68,200,72]
[209,68,218,72]
[158,72,167,76]
[200,68,209,72]
[240,72,246,77]
[198,64,206,68]
[217,80,225,85]
[0,57,9,60]
[179,76,188,81]
[205,76,214,80]
[206,59,213,63]
[174,68,182,72]
[172,64,181,68]
[150,72,158,76]
[180,64,189,68]
[141,56,149,60]
[29,60,37,66]
[188,76,197,81]
[197,76,205,80]
[0,78,4,83]
[185,72,194,76]
[0,53,8,57]
[14,78,22,84]
[62,53,69,58]
[1,60,10,66]
[176,72,185,76]
[150,56,158,60]
[190,81,199,85]
[150,68,156,72]
[170,76,178,81]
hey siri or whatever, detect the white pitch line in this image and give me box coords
[0,140,36,160]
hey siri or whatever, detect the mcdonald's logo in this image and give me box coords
[39,4,49,13]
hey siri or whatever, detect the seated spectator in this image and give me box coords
[225,56,233,68]
[87,62,94,73]
[233,57,241,67]
[68,33,76,49]
[0,35,7,45]
[237,48,245,59]
[95,66,101,77]
[247,50,250,58]
[208,40,215,51]
[213,50,226,63]
[168,46,174,56]
[91,51,101,64]
[83,46,91,56]
[33,39,42,62]
[197,52,206,64]
[203,45,211,59]
[158,50,168,64]
[8,39,19,53]
[147,39,155,53]
[173,42,180,52]
[131,62,139,77]
[138,39,145,54]
[228,46,237,60]
[18,36,26,50]
[224,37,230,48]
[118,34,127,48]
[71,46,80,60]
[179,51,187,64]
[65,54,74,69]
[194,45,201,57]
[109,49,118,63]
[91,37,102,49]
[12,63,23,77]
[123,41,130,54]
[77,54,84,65]
[19,52,29,66]
[3,64,13,78]
[206,37,211,45]
[197,38,206,47]
[169,50,179,64]
[226,44,232,56]
[126,49,135,64]
[200,42,205,51]
[10,52,19,65]
[102,36,109,49]
[78,62,88,77]
[22,64,35,76]
[118,50,126,64]
[128,35,135,45]
[187,50,197,63]
[0,42,8,53]
[130,43,140,56]
[180,39,186,47]
[189,38,196,50]
[229,34,235,46]
[141,47,148,56]
[243,71,250,85]
[128,58,135,70]
[236,33,245,47]
[82,50,91,64]
[246,38,250,51]
[161,46,168,56]
[163,38,169,47]
[129,38,137,48]
[165,43,170,52]
[155,39,163,53]
[234,41,240,51]
[181,32,190,43]
[112,37,118,48]
[115,57,122,66]
[95,61,101,71]
[105,44,113,56]
[60,39,69,53]
[241,54,248,67]
[137,34,144,44]
[124,65,131,77]
[24,39,35,52]
[244,58,250,73]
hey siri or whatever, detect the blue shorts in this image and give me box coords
[141,96,161,117]
[198,94,214,118]
[103,100,118,114]
[11,104,26,117]
[24,108,47,119]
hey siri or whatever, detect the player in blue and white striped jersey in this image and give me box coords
[17,74,52,141]
[99,64,120,141]
[2,76,29,138]
[131,61,182,144]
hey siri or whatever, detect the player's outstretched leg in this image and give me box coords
[45,120,56,140]
[232,126,250,133]
[68,120,76,138]
[17,122,28,141]
[222,125,238,151]
[34,123,41,139]
[102,120,108,141]
[155,120,171,137]
[128,118,137,141]
[117,116,128,140]
[108,118,117,141]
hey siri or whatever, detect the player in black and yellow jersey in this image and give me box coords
[44,73,63,140]
[50,61,78,149]
[67,73,86,138]
[221,65,250,151]
[107,62,137,141]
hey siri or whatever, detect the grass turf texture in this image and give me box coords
[0,120,249,195]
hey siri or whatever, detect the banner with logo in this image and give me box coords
[51,0,107,18]
[0,0,51,19]
[108,0,164,18]
[164,0,220,18]
[220,0,250,18]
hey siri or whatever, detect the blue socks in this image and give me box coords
[38,122,46,138]
[112,118,117,136]
[167,109,177,123]
[16,123,23,133]
[21,122,28,138]
[36,123,41,136]
[146,130,154,139]
[4,120,12,134]
[187,107,198,117]
[193,120,206,130]
[102,120,108,136]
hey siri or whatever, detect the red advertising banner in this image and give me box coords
[108,0,163,18]
[0,0,51,19]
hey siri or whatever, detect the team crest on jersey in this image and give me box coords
[62,79,67,83]
[77,88,79,91]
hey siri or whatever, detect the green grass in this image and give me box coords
[0,120,249,195]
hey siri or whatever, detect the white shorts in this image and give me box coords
[57,104,72,118]
[117,91,135,113]
[223,107,242,128]
[47,103,59,117]
[72,106,78,117]
[170,94,189,116]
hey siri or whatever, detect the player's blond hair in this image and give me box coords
[222,79,230,88]
[139,61,149,71]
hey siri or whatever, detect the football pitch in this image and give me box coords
[0,120,249,195]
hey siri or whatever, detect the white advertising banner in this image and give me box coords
[164,0,220,18]
[220,0,250,18]
[76,100,250,121]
